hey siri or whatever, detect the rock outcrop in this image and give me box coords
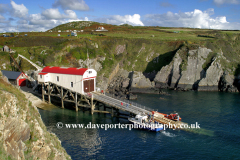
[154,52,182,89]
[219,72,238,92]
[107,69,130,97]
[154,47,238,92]
[177,48,211,90]
[0,73,71,160]
[78,58,103,72]
[131,71,154,88]
[198,56,223,91]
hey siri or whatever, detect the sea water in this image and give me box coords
[39,91,240,159]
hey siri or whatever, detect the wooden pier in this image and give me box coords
[40,82,186,129]
[41,82,151,115]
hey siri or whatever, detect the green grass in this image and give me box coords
[0,22,240,79]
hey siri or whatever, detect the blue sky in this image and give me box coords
[0,0,240,32]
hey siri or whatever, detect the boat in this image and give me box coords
[128,114,164,132]
[152,111,181,121]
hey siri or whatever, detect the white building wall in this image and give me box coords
[38,74,50,83]
[83,69,97,79]
[49,73,83,93]
[38,68,97,94]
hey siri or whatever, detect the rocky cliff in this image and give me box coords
[154,47,240,92]
[0,73,71,160]
[101,45,240,95]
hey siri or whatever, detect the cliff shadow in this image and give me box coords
[143,45,183,81]
[234,64,240,92]
[127,71,134,90]
[234,64,240,76]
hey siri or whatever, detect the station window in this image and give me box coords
[40,75,42,79]
[71,82,73,87]
[57,76,59,82]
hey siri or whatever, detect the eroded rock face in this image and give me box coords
[154,52,182,89]
[3,118,30,159]
[177,48,212,90]
[107,69,130,97]
[131,71,154,88]
[0,75,71,160]
[154,64,172,88]
[78,58,103,72]
[115,45,126,55]
[198,58,223,91]
[219,72,238,92]
[153,47,238,92]
[170,53,182,88]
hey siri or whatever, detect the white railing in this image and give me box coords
[18,54,42,71]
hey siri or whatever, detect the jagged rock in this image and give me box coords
[122,78,130,88]
[219,72,238,92]
[198,57,223,91]
[154,64,172,88]
[96,76,109,91]
[178,48,212,90]
[115,45,125,55]
[154,52,182,88]
[25,70,39,80]
[143,70,157,81]
[98,56,105,62]
[170,53,182,88]
[126,93,137,100]
[78,58,103,71]
[131,71,154,88]
[0,74,71,160]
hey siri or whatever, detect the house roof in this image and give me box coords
[38,72,48,75]
[1,70,24,80]
[41,66,88,76]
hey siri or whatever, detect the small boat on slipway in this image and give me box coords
[128,114,164,132]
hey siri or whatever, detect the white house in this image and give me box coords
[71,32,77,36]
[38,66,97,94]
[95,26,108,31]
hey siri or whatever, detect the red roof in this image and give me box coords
[41,66,88,75]
[38,72,48,75]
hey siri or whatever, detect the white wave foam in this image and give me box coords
[161,131,177,137]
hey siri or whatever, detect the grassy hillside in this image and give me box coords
[0,21,240,77]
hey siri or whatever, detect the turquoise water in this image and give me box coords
[39,91,240,159]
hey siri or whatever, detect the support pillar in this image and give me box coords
[111,107,114,117]
[42,83,45,102]
[116,109,119,117]
[91,94,94,115]
[61,87,64,108]
[48,84,51,104]
[75,92,78,112]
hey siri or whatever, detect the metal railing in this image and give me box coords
[92,92,153,115]
[104,92,153,112]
